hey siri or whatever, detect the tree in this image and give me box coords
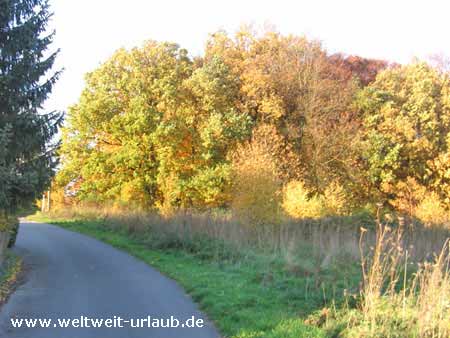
[59,43,191,208]
[154,56,251,211]
[205,28,362,196]
[59,43,250,211]
[358,62,450,205]
[0,0,62,223]
[429,54,450,74]
[328,54,389,86]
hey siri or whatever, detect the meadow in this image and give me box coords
[31,205,450,338]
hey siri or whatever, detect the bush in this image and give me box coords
[7,218,19,248]
[389,177,426,217]
[390,177,449,228]
[0,216,19,248]
[231,126,282,227]
[415,192,449,227]
[282,181,324,219]
[322,181,349,216]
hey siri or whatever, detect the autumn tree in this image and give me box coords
[59,42,250,211]
[154,56,251,211]
[60,28,445,220]
[358,62,450,206]
[205,28,363,196]
[328,54,389,86]
[59,42,192,208]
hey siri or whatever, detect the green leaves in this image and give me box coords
[58,30,449,216]
[358,62,450,203]
[59,42,251,210]
[0,0,62,214]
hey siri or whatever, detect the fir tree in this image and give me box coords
[0,0,62,219]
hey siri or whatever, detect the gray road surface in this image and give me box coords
[0,222,220,338]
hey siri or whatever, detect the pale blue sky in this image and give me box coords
[45,0,450,113]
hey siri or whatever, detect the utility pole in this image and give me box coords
[41,193,46,212]
[47,189,51,212]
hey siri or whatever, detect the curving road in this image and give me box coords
[0,222,219,338]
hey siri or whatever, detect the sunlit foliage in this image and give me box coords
[358,62,450,208]
[57,28,449,225]
[231,124,282,227]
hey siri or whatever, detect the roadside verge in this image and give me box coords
[26,216,329,338]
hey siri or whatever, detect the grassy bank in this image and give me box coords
[29,213,364,338]
[28,209,450,337]
[0,252,23,307]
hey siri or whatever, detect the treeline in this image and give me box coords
[55,28,450,225]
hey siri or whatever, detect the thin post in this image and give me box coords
[41,193,46,213]
[47,189,51,212]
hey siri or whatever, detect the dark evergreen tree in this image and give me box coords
[0,0,62,221]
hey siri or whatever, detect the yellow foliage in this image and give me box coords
[415,192,450,227]
[323,181,348,216]
[282,181,324,219]
[231,127,282,227]
[118,181,152,210]
[389,177,427,216]
[50,187,69,211]
[390,177,449,227]
[38,184,74,212]
[156,173,179,216]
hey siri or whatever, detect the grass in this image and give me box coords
[310,224,450,338]
[0,252,23,306]
[28,213,362,338]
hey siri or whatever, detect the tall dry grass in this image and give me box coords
[44,203,449,264]
[415,242,450,337]
[340,214,450,338]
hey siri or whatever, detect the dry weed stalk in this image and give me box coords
[357,207,450,337]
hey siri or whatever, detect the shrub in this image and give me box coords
[282,180,324,219]
[415,192,449,227]
[322,181,349,216]
[230,126,282,227]
[389,177,426,217]
[0,216,19,248]
[390,177,449,228]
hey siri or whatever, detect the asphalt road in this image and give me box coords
[0,222,220,338]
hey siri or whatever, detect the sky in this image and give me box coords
[45,0,450,113]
